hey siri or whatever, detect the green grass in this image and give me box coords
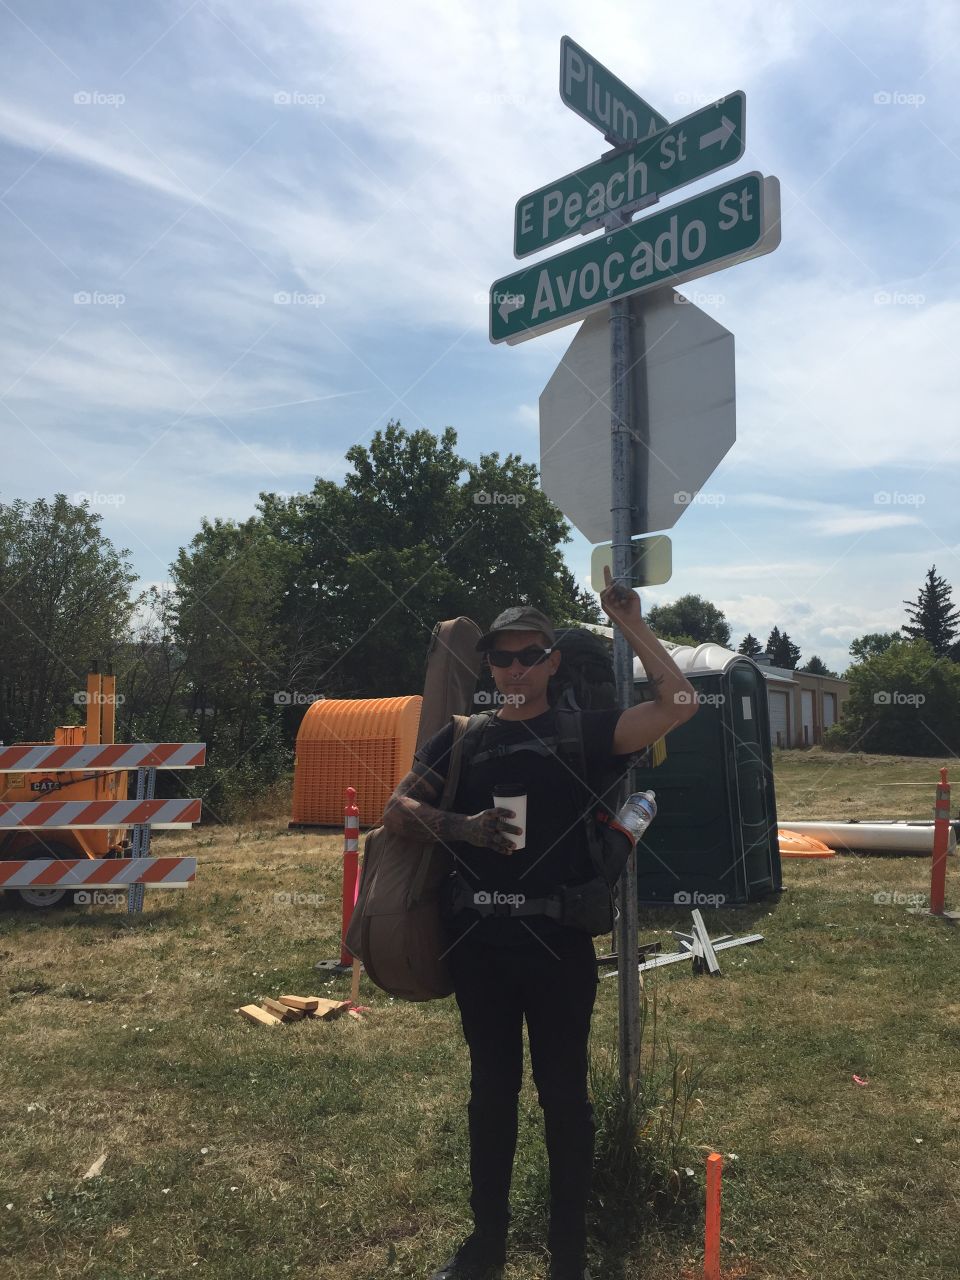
[1,753,959,1278]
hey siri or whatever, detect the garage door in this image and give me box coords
[823,692,837,729]
[801,689,814,746]
[768,690,789,748]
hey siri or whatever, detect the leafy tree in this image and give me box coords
[0,495,137,742]
[170,516,294,817]
[765,627,801,669]
[902,565,960,657]
[258,421,600,699]
[654,632,699,649]
[849,632,899,664]
[646,595,730,647]
[737,633,763,657]
[825,638,960,755]
[800,655,838,677]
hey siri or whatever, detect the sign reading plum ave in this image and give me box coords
[559,35,667,143]
[514,92,746,257]
[491,171,780,344]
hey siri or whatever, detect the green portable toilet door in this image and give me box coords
[728,662,782,896]
[631,673,741,905]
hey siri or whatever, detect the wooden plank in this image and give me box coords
[238,1004,282,1027]
[277,995,320,1012]
[262,997,303,1021]
[305,997,352,1020]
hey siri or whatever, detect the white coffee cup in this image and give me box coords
[492,784,527,851]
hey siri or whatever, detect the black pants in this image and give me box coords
[448,925,599,1260]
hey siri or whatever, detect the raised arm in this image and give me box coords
[598,566,700,754]
[383,765,521,855]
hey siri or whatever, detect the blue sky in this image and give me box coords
[1,0,958,675]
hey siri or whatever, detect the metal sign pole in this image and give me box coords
[127,766,156,915]
[610,288,644,1093]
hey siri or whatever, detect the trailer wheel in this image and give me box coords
[7,842,79,910]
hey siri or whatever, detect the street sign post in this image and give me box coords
[490,38,780,1094]
[560,35,667,143]
[515,92,745,257]
[491,171,780,344]
[590,535,673,590]
[539,288,736,543]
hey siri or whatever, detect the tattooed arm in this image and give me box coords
[382,766,522,855]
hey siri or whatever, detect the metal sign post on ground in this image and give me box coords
[127,766,157,914]
[609,286,644,1091]
[491,33,781,1098]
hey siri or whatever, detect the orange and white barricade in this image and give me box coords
[0,739,205,913]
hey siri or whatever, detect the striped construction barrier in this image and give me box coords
[0,799,202,830]
[0,743,206,772]
[0,857,197,889]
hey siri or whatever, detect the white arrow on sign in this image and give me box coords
[699,115,736,150]
[539,287,735,544]
[497,292,524,322]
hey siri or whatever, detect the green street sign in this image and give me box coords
[490,171,780,345]
[515,92,745,258]
[591,536,673,590]
[560,36,667,143]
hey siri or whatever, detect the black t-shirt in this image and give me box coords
[413,706,630,947]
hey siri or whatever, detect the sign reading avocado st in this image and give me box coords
[491,171,780,345]
[514,92,745,258]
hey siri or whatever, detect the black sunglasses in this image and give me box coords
[486,646,553,668]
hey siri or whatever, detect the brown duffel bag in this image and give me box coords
[344,615,484,1001]
[343,714,469,1001]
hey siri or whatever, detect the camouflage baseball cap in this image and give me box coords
[476,606,557,651]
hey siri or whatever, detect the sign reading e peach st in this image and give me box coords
[514,92,746,258]
[490,171,781,345]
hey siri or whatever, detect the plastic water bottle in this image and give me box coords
[617,790,657,839]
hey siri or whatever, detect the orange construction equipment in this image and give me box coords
[0,672,128,865]
[290,696,422,829]
[0,673,128,907]
[777,828,836,858]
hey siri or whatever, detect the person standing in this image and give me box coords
[384,572,698,1279]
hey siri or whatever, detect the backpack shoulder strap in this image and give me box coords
[456,709,499,777]
[553,706,588,785]
[437,713,473,809]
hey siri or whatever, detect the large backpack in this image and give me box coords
[343,618,483,1002]
[450,627,642,935]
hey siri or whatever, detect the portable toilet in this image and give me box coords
[290,695,422,829]
[630,644,782,906]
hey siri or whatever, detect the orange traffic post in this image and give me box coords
[340,786,360,967]
[930,768,950,916]
[704,1151,722,1280]
[85,672,102,744]
[101,674,116,745]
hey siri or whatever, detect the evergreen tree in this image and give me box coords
[765,627,801,669]
[738,633,762,657]
[902,565,960,658]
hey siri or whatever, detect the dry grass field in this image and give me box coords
[1,749,959,1279]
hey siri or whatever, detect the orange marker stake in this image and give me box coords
[930,768,950,916]
[704,1151,722,1280]
[340,786,360,966]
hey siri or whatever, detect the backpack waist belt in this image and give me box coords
[449,873,563,921]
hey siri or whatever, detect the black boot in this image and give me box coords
[429,1229,507,1279]
[543,1099,594,1280]
[547,1257,590,1280]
